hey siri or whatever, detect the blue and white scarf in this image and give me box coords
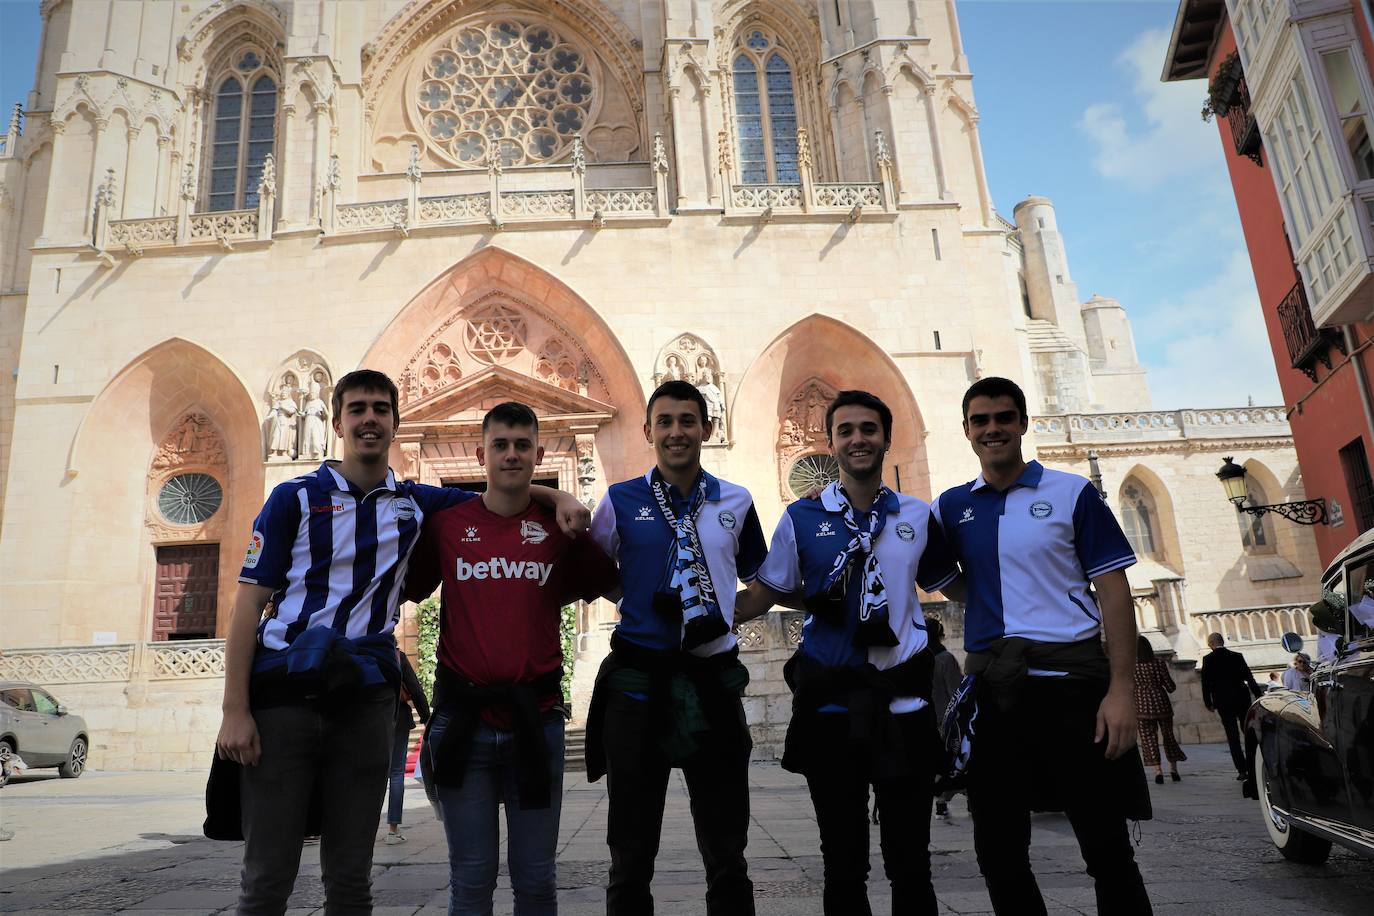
[651,471,727,647]
[820,484,898,647]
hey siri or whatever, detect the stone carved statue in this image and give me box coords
[696,366,726,443]
[267,382,299,460]
[300,379,330,460]
[664,354,686,381]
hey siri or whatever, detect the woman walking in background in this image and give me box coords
[1134,635,1186,785]
[384,650,431,844]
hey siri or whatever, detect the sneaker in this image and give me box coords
[384,832,406,845]
[934,801,949,818]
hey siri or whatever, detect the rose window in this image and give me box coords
[415,18,595,168]
[787,455,839,500]
[464,304,528,364]
[158,473,224,525]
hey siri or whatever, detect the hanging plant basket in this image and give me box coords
[1202,51,1243,121]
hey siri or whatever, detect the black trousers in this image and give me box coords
[803,708,939,916]
[1216,708,1247,774]
[601,689,754,916]
[968,678,1151,916]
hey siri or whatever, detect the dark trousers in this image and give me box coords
[968,679,1151,916]
[1217,708,1246,774]
[238,686,396,915]
[803,709,939,916]
[601,689,754,916]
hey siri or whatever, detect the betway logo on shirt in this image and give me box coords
[454,556,553,586]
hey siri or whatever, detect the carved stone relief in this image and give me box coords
[397,292,610,409]
[654,333,727,445]
[146,412,229,543]
[777,377,839,500]
[152,412,228,471]
[264,352,334,461]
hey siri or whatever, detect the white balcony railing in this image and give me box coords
[1191,605,1315,648]
[0,638,226,684]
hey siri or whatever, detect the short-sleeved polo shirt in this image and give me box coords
[933,460,1135,654]
[755,482,958,713]
[589,469,767,656]
[239,462,475,649]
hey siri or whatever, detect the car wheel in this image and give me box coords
[0,739,12,788]
[1255,740,1332,864]
[58,737,87,778]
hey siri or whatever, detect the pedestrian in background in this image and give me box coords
[928,616,963,818]
[383,650,431,845]
[1199,632,1263,781]
[1281,653,1313,693]
[1133,635,1185,785]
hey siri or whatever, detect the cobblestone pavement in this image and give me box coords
[0,744,1370,914]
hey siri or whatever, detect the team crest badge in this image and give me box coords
[1030,500,1053,519]
[393,498,416,521]
[521,519,549,544]
[718,510,737,530]
[895,522,915,542]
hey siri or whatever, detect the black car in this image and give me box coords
[1245,528,1374,863]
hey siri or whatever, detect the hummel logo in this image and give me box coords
[816,521,836,537]
[635,506,655,521]
[959,508,975,525]
[462,526,481,543]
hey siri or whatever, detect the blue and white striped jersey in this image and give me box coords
[933,461,1135,655]
[238,462,475,650]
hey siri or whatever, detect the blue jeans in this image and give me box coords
[387,716,412,827]
[436,716,565,916]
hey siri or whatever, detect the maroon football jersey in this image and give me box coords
[408,497,617,727]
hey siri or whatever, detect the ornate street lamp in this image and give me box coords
[1215,456,1328,525]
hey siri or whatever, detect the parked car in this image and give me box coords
[1245,528,1374,863]
[0,681,90,784]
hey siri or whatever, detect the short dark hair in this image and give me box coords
[332,369,400,419]
[825,390,893,441]
[646,380,709,426]
[1136,634,1154,664]
[482,401,539,436]
[961,376,1028,422]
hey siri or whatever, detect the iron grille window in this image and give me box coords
[1339,437,1374,532]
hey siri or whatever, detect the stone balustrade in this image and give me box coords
[1190,604,1314,646]
[0,638,226,684]
[1032,406,1289,443]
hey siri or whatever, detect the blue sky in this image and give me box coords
[0,0,1279,410]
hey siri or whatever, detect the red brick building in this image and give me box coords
[1164,0,1374,564]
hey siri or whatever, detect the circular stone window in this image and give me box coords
[158,473,223,525]
[787,454,839,499]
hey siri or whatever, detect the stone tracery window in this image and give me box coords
[731,28,799,184]
[788,454,838,499]
[207,46,278,211]
[1118,480,1159,559]
[414,17,596,168]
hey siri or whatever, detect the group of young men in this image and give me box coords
[215,368,1154,916]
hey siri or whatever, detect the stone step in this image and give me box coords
[565,725,587,771]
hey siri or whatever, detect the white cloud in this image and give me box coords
[1136,250,1284,409]
[1079,27,1225,187]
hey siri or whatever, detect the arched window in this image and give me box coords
[1238,480,1276,554]
[207,47,277,211]
[1118,480,1158,558]
[731,28,799,184]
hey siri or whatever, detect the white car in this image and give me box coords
[0,681,90,784]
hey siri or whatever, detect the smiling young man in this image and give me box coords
[734,390,957,916]
[405,402,617,916]
[586,379,767,916]
[932,377,1152,916]
[215,372,589,915]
